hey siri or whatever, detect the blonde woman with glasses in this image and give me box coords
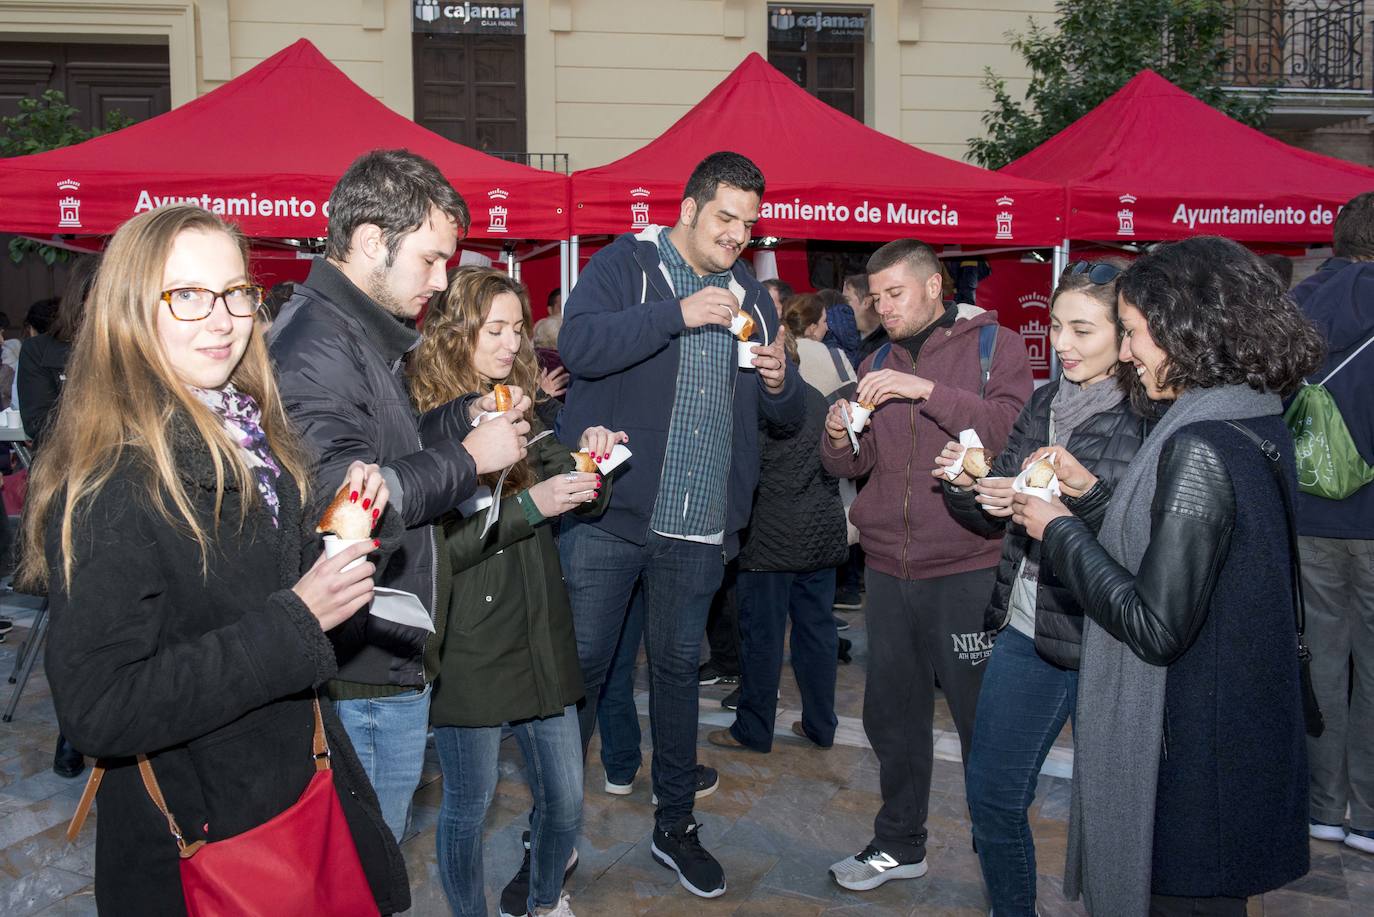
[22,204,410,915]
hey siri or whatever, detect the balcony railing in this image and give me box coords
[1224,0,1367,91]
[488,152,570,174]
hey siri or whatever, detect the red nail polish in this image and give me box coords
[349,491,359,503]
[372,508,380,520]
[362,498,371,510]
[373,539,380,548]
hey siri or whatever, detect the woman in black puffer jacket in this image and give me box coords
[707,333,848,753]
[933,258,1150,917]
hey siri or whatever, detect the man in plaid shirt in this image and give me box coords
[557,152,803,900]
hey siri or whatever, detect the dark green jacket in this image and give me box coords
[430,426,604,728]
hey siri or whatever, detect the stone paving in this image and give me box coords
[2,593,1371,916]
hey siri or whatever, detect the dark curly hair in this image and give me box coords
[1118,236,1324,396]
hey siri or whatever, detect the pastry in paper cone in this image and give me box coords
[736,314,756,342]
[570,451,599,473]
[1024,458,1056,489]
[316,486,373,539]
[962,447,991,479]
[857,399,876,411]
[492,384,513,412]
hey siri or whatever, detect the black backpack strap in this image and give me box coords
[871,342,892,372]
[977,324,998,398]
[827,345,853,383]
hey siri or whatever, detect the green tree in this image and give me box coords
[968,0,1273,169]
[1,89,133,265]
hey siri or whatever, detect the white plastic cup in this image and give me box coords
[1020,486,1055,504]
[847,402,873,433]
[323,535,371,573]
[738,340,757,369]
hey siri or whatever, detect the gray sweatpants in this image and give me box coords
[863,566,996,861]
[1300,535,1374,830]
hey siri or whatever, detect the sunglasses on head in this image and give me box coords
[1065,261,1122,285]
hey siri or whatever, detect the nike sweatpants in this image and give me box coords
[863,566,996,862]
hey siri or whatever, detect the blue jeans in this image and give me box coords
[559,523,724,831]
[731,568,838,751]
[598,588,645,785]
[335,685,432,842]
[434,707,583,917]
[965,627,1078,917]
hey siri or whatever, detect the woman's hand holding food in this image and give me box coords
[339,461,389,523]
[974,476,1016,518]
[293,543,378,631]
[1011,490,1072,540]
[469,384,532,420]
[529,471,601,518]
[932,440,974,488]
[579,426,629,464]
[1022,446,1097,498]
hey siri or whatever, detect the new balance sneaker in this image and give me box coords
[829,844,928,891]
[650,817,726,898]
[603,775,634,796]
[698,660,739,686]
[1310,820,1348,842]
[498,830,580,917]
[1346,828,1374,854]
[651,765,718,804]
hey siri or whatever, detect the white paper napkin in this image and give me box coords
[944,429,985,480]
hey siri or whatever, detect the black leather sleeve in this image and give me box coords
[1041,432,1235,666]
[942,395,1040,537]
[1062,478,1114,534]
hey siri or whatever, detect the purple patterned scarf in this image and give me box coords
[191,384,282,527]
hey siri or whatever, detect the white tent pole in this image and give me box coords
[570,235,581,290]
[1048,237,1070,380]
[559,240,570,304]
[505,248,515,277]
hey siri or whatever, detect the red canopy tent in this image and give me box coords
[0,39,569,241]
[571,53,1065,245]
[1001,69,1374,243]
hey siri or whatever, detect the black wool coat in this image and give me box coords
[43,423,410,916]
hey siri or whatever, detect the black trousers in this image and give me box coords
[863,566,995,861]
[703,561,741,675]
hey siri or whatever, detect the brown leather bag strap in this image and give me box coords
[66,764,106,843]
[136,753,203,857]
[310,696,330,772]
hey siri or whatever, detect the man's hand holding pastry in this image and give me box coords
[680,286,738,329]
[855,369,934,407]
[463,413,530,474]
[750,329,788,394]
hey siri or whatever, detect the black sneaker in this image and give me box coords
[833,614,850,631]
[833,590,862,610]
[720,688,739,711]
[838,637,853,664]
[651,817,726,898]
[697,660,739,686]
[499,829,580,917]
[651,764,719,804]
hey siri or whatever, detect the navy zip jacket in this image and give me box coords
[556,227,805,554]
[1290,257,1374,539]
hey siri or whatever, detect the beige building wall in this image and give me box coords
[525,0,1055,169]
[1,0,1053,168]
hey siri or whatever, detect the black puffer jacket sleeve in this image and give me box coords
[1041,432,1235,666]
[943,394,1040,538]
[1061,478,1115,533]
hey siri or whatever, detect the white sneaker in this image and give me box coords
[533,894,576,916]
[1310,821,1348,842]
[604,776,633,796]
[829,844,928,891]
[1345,829,1374,854]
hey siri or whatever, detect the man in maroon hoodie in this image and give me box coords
[821,239,1032,891]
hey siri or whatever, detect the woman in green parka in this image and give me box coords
[410,266,627,917]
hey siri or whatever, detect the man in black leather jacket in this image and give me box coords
[270,149,529,840]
